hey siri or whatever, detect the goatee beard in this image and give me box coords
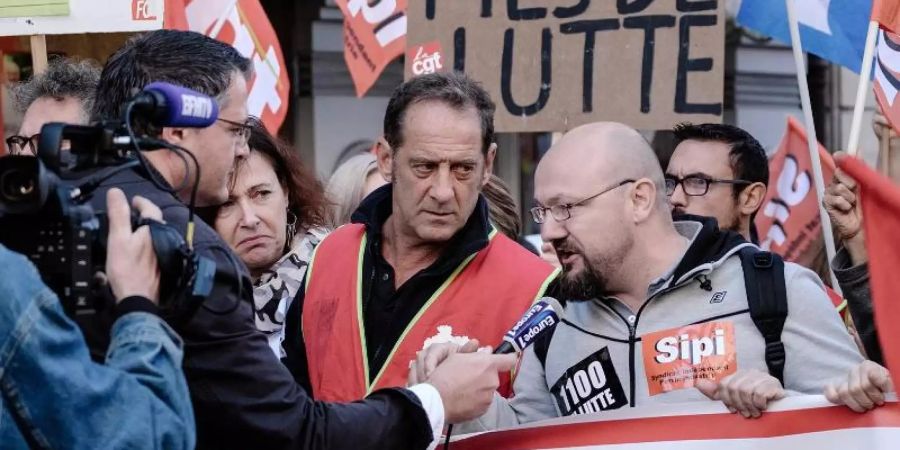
[556,263,607,301]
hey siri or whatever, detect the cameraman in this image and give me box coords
[82,29,509,449]
[0,188,194,449]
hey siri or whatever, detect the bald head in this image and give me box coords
[536,122,666,208]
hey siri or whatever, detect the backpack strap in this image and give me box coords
[738,247,789,385]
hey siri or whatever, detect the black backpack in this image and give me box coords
[534,247,789,385]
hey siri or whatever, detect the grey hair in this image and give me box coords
[326,152,380,227]
[11,57,100,121]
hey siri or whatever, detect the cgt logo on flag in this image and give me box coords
[407,41,445,76]
[875,30,900,135]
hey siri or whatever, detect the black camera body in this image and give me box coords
[0,121,214,322]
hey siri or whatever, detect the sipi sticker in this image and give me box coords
[641,320,737,396]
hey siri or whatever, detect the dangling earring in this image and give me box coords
[285,210,298,249]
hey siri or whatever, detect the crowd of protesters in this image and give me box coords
[0,29,894,449]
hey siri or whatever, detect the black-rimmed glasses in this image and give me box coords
[5,133,40,155]
[665,175,751,197]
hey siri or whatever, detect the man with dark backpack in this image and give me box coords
[664,122,847,385]
[418,122,869,433]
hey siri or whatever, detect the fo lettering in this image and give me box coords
[654,328,726,365]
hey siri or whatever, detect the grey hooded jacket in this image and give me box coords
[460,219,863,432]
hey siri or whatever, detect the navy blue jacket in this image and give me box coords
[82,165,433,450]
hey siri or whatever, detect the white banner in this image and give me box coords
[0,0,164,36]
[448,396,900,449]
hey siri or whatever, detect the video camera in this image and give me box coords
[0,82,218,322]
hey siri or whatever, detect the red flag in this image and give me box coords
[164,0,289,133]
[334,0,407,97]
[837,155,900,378]
[873,0,900,34]
[163,0,189,30]
[756,117,835,264]
[875,29,900,135]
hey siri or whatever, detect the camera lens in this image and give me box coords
[0,168,37,203]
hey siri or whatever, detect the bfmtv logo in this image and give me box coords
[408,41,445,76]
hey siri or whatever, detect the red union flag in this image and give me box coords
[873,0,900,34]
[335,0,408,97]
[164,0,289,133]
[875,29,900,135]
[838,155,900,381]
[756,117,835,263]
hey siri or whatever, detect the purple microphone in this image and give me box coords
[130,82,219,128]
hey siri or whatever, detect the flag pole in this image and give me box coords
[784,0,842,294]
[848,21,881,158]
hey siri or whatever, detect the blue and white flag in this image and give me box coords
[737,0,873,73]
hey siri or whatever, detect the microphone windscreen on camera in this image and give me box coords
[494,297,564,354]
[137,82,219,128]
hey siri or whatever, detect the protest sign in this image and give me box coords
[0,0,163,35]
[407,0,724,132]
[446,396,900,450]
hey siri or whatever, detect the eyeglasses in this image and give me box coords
[5,134,40,155]
[217,117,253,148]
[531,179,636,224]
[665,175,751,197]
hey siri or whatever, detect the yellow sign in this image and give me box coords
[0,0,70,18]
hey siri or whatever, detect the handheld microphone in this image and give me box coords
[494,297,563,354]
[129,82,219,128]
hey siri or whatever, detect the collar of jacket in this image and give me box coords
[669,214,752,284]
[350,183,492,274]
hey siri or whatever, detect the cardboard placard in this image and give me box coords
[0,0,163,36]
[406,0,725,132]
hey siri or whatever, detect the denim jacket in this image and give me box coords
[0,244,195,449]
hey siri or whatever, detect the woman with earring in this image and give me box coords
[207,118,330,357]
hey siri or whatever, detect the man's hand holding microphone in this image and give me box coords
[409,298,562,424]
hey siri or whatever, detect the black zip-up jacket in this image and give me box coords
[81,165,433,450]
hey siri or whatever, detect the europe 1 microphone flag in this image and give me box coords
[494,297,563,354]
[129,82,220,128]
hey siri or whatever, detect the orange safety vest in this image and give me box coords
[302,224,559,402]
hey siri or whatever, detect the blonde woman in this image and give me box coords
[326,152,387,227]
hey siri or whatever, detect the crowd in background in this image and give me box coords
[0,29,895,450]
